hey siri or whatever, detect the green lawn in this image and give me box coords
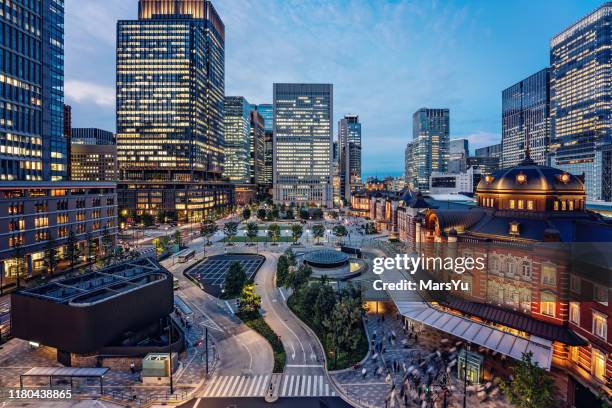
[222,236,294,243]
[238,225,294,230]
[238,313,286,373]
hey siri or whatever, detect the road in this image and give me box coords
[178,397,352,408]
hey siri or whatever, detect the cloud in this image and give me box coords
[65,80,115,108]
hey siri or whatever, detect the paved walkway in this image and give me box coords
[331,311,513,408]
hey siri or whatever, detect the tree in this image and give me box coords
[66,230,80,271]
[246,222,259,245]
[43,236,58,276]
[238,283,261,318]
[270,207,280,220]
[101,228,114,262]
[327,211,339,220]
[173,230,182,248]
[285,209,294,220]
[269,224,281,244]
[142,213,155,227]
[257,208,267,221]
[285,249,297,266]
[200,220,218,244]
[291,224,303,244]
[322,295,362,369]
[242,208,251,221]
[224,261,247,297]
[313,284,336,328]
[13,241,25,289]
[299,208,309,220]
[285,264,312,291]
[333,225,348,244]
[223,221,239,244]
[276,255,289,287]
[500,352,555,408]
[312,224,326,244]
[86,233,98,270]
[312,208,324,220]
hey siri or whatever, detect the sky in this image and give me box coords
[64,0,604,179]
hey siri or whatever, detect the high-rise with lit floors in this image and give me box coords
[411,108,450,190]
[116,0,233,221]
[338,114,362,202]
[549,3,612,201]
[252,104,273,186]
[273,83,333,207]
[0,0,118,293]
[501,68,551,168]
[224,97,251,183]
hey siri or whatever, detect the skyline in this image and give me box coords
[65,0,604,178]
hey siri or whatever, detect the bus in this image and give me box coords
[176,249,195,263]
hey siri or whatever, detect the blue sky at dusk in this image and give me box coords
[64,0,604,179]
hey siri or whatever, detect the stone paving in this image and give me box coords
[0,305,216,405]
[331,311,514,408]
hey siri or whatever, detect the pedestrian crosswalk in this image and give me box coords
[202,374,336,398]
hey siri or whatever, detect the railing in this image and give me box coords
[101,389,190,406]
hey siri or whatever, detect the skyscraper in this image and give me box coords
[250,110,266,185]
[448,138,469,173]
[117,0,233,221]
[224,97,252,183]
[549,3,612,201]
[251,104,273,186]
[501,68,551,168]
[412,108,450,190]
[0,0,67,182]
[405,142,414,189]
[273,83,333,207]
[338,114,362,201]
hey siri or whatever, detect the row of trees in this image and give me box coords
[285,267,365,369]
[222,261,262,318]
[242,204,329,222]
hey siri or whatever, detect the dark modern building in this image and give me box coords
[72,128,115,145]
[502,68,551,168]
[224,97,251,183]
[466,156,500,175]
[411,108,450,190]
[116,0,233,221]
[273,83,333,207]
[549,3,612,201]
[338,114,362,201]
[475,143,501,159]
[11,257,176,362]
[64,105,72,180]
[448,138,469,173]
[405,142,414,189]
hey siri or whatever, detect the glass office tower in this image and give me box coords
[338,114,362,201]
[412,108,450,190]
[252,104,273,186]
[549,3,612,201]
[224,97,251,183]
[117,0,233,221]
[501,68,551,168]
[273,83,333,207]
[449,138,469,173]
[0,0,67,181]
[250,110,265,185]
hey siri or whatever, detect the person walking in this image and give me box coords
[362,367,367,379]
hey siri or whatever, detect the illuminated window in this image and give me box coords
[569,346,579,363]
[527,200,534,210]
[518,200,524,210]
[554,201,559,211]
[569,302,580,325]
[509,200,515,209]
[509,222,520,235]
[592,311,607,340]
[540,292,556,317]
[592,348,606,382]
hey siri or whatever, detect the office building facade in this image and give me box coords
[549,3,612,201]
[71,144,119,182]
[72,128,115,145]
[252,104,273,186]
[405,142,414,189]
[338,114,362,201]
[117,0,233,220]
[475,143,502,159]
[502,68,551,168]
[250,110,265,185]
[449,138,469,173]
[224,97,251,183]
[273,83,333,207]
[412,108,450,190]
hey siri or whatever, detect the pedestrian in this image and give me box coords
[129,362,135,374]
[382,314,385,322]
[415,333,418,343]
[362,367,367,379]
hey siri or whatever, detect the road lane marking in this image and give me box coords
[281,375,289,395]
[224,300,233,314]
[288,375,295,395]
[233,376,246,396]
[192,398,202,408]
[300,375,306,396]
[247,376,258,396]
[278,288,286,301]
[306,376,311,396]
[285,364,323,368]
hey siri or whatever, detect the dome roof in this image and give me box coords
[304,249,349,268]
[476,158,584,195]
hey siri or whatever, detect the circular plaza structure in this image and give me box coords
[302,249,364,280]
